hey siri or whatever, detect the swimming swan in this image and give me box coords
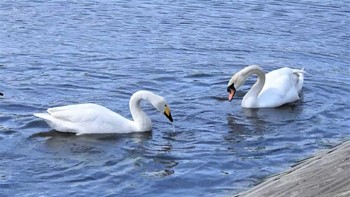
[34,90,173,135]
[227,65,304,108]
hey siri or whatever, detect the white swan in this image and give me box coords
[34,90,173,135]
[227,65,304,108]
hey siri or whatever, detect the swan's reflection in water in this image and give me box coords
[225,100,304,146]
[28,130,152,154]
[28,129,177,178]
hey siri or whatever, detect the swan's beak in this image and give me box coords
[163,106,173,122]
[228,87,235,102]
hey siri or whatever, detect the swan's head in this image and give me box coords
[151,96,173,123]
[227,72,244,102]
[0,92,3,96]
[227,65,262,102]
[134,90,174,123]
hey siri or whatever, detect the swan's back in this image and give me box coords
[256,67,304,107]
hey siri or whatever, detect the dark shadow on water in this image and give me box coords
[29,130,74,138]
[28,129,152,142]
[27,130,153,155]
[211,96,227,102]
[243,102,303,120]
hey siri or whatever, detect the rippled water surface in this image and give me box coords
[1,1,349,196]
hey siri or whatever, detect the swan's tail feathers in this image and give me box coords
[34,113,58,128]
[34,113,78,134]
[292,68,305,92]
[34,113,54,121]
[292,68,305,73]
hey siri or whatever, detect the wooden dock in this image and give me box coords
[235,140,350,197]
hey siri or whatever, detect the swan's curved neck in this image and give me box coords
[129,91,154,131]
[243,67,265,98]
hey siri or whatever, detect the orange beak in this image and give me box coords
[228,88,235,102]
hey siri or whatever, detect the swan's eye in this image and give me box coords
[227,83,235,92]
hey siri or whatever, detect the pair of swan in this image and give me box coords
[35,65,304,135]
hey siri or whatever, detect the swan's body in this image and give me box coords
[227,65,304,108]
[34,90,173,135]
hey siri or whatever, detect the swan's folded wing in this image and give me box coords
[49,109,96,123]
[47,103,99,114]
[260,68,301,106]
[47,103,113,123]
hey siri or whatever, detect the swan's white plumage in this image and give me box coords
[228,65,304,108]
[34,90,173,135]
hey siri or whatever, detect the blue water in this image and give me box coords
[1,1,349,196]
